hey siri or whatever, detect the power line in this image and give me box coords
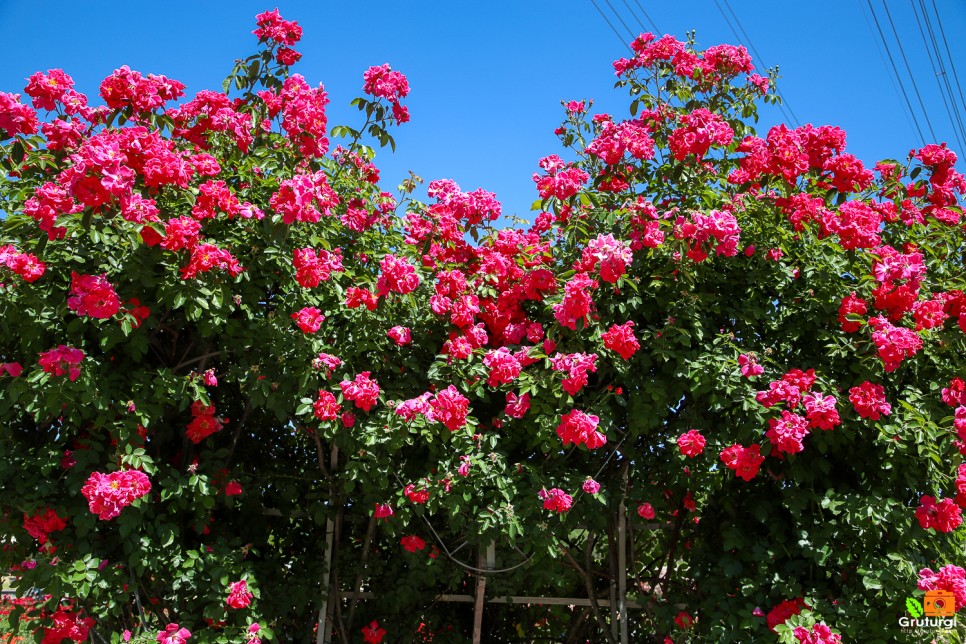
[603,0,637,41]
[620,0,649,34]
[631,0,661,34]
[859,0,919,141]
[865,0,927,145]
[928,0,966,143]
[881,0,937,141]
[911,0,966,151]
[590,0,633,51]
[720,0,801,127]
[712,0,797,127]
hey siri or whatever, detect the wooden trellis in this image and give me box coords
[314,497,642,644]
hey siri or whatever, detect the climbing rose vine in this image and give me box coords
[0,10,964,644]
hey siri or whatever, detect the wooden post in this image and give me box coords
[617,500,629,644]
[608,523,618,642]
[316,446,339,644]
[471,542,495,644]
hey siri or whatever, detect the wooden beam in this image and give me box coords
[341,592,644,609]
[617,500,629,644]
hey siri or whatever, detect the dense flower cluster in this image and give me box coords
[550,352,598,395]
[157,624,191,644]
[848,381,891,420]
[180,243,244,280]
[483,347,522,387]
[291,306,324,333]
[918,565,966,611]
[553,273,597,329]
[293,248,343,288]
[674,209,740,262]
[766,598,808,632]
[868,315,922,372]
[38,345,84,381]
[585,118,654,164]
[186,400,223,443]
[582,233,633,283]
[226,580,254,609]
[23,508,68,545]
[677,430,706,457]
[766,410,811,454]
[67,273,120,318]
[539,488,573,513]
[363,64,410,123]
[915,495,962,533]
[719,444,765,481]
[42,607,95,644]
[793,623,842,644]
[0,244,46,282]
[556,409,606,449]
[429,385,470,431]
[80,470,152,520]
[313,390,340,421]
[601,321,639,360]
[340,372,381,412]
[668,108,734,161]
[400,535,426,552]
[99,65,185,113]
[533,155,591,200]
[270,171,339,224]
[252,8,302,46]
[377,253,420,296]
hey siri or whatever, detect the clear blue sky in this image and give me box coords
[1,1,964,216]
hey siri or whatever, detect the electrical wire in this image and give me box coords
[590,0,633,50]
[881,0,937,141]
[722,0,801,127]
[858,0,919,142]
[712,0,797,127]
[620,0,649,34]
[604,0,637,40]
[865,0,926,145]
[928,0,966,145]
[911,0,966,152]
[632,0,661,33]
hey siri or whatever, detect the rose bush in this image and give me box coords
[0,10,964,643]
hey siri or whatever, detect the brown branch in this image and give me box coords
[658,505,688,597]
[344,513,377,635]
[172,349,222,373]
[330,505,349,644]
[310,430,332,480]
[331,568,349,644]
[225,401,253,467]
[564,607,592,644]
[559,537,616,644]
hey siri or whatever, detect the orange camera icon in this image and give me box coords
[924,590,956,617]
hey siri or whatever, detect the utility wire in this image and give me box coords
[881,0,937,141]
[712,0,796,127]
[632,0,661,34]
[590,0,633,51]
[721,0,801,127]
[911,0,966,151]
[928,0,966,142]
[865,0,926,145]
[858,0,919,142]
[620,0,649,34]
[604,0,637,40]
